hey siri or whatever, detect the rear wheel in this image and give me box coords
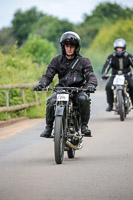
[117,90,125,121]
[124,95,130,117]
[67,148,75,159]
[54,116,65,164]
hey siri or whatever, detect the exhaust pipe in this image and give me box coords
[66,140,83,150]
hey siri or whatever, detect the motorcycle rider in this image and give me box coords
[101,38,133,111]
[35,31,98,138]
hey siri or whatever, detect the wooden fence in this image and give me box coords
[0,82,41,112]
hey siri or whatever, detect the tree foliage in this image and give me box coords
[86,18,133,73]
[0,27,16,53]
[0,44,44,84]
[32,15,74,52]
[88,18,133,53]
[77,2,133,48]
[12,7,44,45]
[83,2,133,27]
[2,2,133,52]
[21,34,57,64]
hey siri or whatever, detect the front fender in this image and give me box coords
[55,105,65,116]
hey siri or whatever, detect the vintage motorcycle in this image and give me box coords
[34,86,93,164]
[104,71,132,121]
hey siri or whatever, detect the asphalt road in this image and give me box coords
[0,91,133,200]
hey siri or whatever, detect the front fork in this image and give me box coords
[113,89,118,112]
[114,87,130,113]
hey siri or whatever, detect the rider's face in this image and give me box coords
[116,47,123,52]
[64,44,76,58]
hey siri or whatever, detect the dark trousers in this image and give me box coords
[106,76,133,105]
[45,91,91,126]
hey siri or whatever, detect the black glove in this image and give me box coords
[127,71,133,77]
[33,83,46,91]
[85,84,96,92]
[101,74,108,80]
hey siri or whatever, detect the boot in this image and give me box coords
[106,104,113,112]
[81,124,92,137]
[40,125,53,138]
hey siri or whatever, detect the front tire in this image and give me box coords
[54,116,65,164]
[117,90,125,121]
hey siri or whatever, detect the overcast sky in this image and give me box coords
[0,0,133,29]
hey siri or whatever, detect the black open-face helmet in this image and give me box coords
[114,38,126,57]
[60,31,80,55]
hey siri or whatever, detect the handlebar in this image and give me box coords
[33,86,95,93]
[102,71,133,80]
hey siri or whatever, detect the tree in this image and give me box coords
[83,2,133,26]
[85,18,133,73]
[89,18,133,52]
[77,2,133,49]
[32,15,74,53]
[12,7,44,45]
[0,27,16,53]
[21,34,57,64]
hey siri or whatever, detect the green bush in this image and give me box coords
[20,34,57,64]
[0,44,53,120]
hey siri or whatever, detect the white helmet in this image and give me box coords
[114,38,126,56]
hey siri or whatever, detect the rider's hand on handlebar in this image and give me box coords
[127,71,133,77]
[85,84,96,92]
[101,74,108,80]
[33,83,46,91]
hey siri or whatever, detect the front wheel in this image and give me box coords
[54,116,65,164]
[117,90,125,121]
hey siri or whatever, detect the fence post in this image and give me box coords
[20,88,25,104]
[34,91,38,102]
[5,89,9,120]
[5,89,9,107]
[20,88,27,115]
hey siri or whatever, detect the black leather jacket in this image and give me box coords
[102,52,133,75]
[40,54,98,87]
